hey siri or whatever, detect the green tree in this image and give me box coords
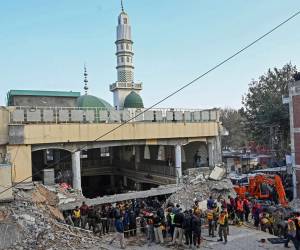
[220,108,247,149]
[241,63,297,156]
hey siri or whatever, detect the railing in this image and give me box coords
[109,82,142,91]
[8,106,219,124]
[114,159,176,178]
[48,158,176,178]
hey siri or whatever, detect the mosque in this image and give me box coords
[0,4,222,200]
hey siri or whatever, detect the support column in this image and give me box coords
[135,182,141,191]
[175,145,182,184]
[208,140,214,167]
[123,176,127,187]
[135,146,140,171]
[72,151,81,191]
[110,175,115,186]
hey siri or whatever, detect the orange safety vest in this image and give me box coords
[73,209,80,219]
[207,210,213,221]
[237,200,244,212]
[218,213,228,225]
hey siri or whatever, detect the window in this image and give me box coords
[123,18,127,24]
[126,43,129,50]
[121,57,124,62]
[46,149,54,162]
[121,44,124,50]
[127,57,130,62]
[100,147,110,157]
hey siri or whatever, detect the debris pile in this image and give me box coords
[166,167,235,210]
[289,198,300,211]
[0,183,101,250]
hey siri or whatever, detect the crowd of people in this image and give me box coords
[62,195,300,249]
[63,196,232,249]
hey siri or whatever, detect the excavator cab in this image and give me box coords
[235,174,288,206]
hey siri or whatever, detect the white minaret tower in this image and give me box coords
[109,1,143,110]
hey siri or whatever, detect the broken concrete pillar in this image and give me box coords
[71,151,81,191]
[175,145,182,184]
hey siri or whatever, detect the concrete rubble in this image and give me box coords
[0,166,235,249]
[166,167,235,210]
[0,183,101,250]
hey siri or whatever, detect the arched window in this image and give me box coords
[121,57,124,63]
[123,18,127,24]
[121,44,124,50]
[126,43,129,50]
[127,57,130,62]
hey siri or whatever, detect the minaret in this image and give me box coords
[110,1,143,110]
[83,65,88,95]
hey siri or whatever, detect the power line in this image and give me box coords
[1,9,300,196]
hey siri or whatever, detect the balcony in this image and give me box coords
[110,81,142,91]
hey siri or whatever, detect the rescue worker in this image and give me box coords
[217,209,228,244]
[236,197,244,222]
[213,203,219,230]
[73,206,81,227]
[252,201,262,228]
[260,213,273,234]
[243,198,250,222]
[166,207,175,240]
[207,208,215,237]
[285,215,296,248]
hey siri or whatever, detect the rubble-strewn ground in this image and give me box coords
[0,168,287,249]
[96,224,287,250]
[0,183,102,250]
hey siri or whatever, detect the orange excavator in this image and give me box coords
[234,174,288,206]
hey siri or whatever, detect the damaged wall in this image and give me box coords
[0,163,12,200]
[7,145,32,183]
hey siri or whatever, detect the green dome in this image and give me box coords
[76,95,112,109]
[124,91,144,108]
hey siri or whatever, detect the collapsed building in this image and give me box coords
[0,4,224,201]
[0,166,235,250]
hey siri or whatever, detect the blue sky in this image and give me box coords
[1,0,300,108]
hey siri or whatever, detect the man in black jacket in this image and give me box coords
[153,212,164,244]
[183,210,193,247]
[172,209,184,246]
[192,210,202,248]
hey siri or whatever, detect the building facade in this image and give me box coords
[0,5,223,200]
[289,79,300,197]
